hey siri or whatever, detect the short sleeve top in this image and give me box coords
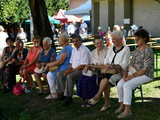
[56,45,73,71]
[130,47,154,78]
[38,48,56,63]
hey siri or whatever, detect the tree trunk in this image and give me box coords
[28,0,55,49]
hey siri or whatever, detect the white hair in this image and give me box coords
[43,37,52,44]
[0,25,4,32]
[111,31,123,39]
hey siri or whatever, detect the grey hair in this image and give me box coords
[111,31,123,39]
[43,37,52,44]
[0,25,4,32]
[59,33,69,42]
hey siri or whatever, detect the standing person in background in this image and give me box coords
[16,27,27,43]
[0,25,8,60]
[67,22,77,37]
[97,26,106,40]
[51,23,55,39]
[80,20,88,33]
[79,20,88,39]
[8,27,17,40]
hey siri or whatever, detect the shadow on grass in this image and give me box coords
[0,90,160,120]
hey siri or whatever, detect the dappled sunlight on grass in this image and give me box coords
[0,80,160,120]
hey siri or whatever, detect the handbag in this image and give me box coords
[12,82,25,96]
[101,64,122,74]
[101,68,117,74]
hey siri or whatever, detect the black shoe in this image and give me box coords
[3,88,11,94]
[38,92,44,96]
[58,96,66,100]
[63,97,73,105]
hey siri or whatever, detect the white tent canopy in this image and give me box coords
[65,0,91,15]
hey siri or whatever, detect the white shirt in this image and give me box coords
[16,32,27,42]
[80,22,88,30]
[80,22,88,34]
[70,45,91,69]
[51,24,55,33]
[0,32,8,58]
[104,46,130,70]
[67,24,76,35]
[91,47,108,65]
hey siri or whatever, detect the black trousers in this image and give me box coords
[1,64,16,91]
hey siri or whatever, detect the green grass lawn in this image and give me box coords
[0,80,160,120]
[1,54,160,120]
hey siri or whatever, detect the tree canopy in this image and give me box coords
[0,0,30,23]
[0,0,69,23]
[46,0,69,16]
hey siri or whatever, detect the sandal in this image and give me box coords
[85,103,92,108]
[81,103,86,108]
[100,104,111,112]
[117,111,132,119]
[45,94,58,100]
[88,98,99,105]
[115,107,124,114]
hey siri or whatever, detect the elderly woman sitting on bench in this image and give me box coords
[88,31,130,112]
[116,29,154,119]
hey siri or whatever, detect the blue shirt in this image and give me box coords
[56,45,73,71]
[38,48,56,63]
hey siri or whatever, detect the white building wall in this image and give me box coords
[114,0,124,25]
[133,0,160,36]
[99,0,108,31]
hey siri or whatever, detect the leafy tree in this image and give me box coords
[0,0,69,23]
[0,0,69,49]
[46,0,69,16]
[0,0,30,23]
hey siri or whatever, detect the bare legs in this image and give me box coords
[92,78,108,101]
[34,73,44,93]
[103,82,111,106]
[21,69,33,88]
[89,78,111,111]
